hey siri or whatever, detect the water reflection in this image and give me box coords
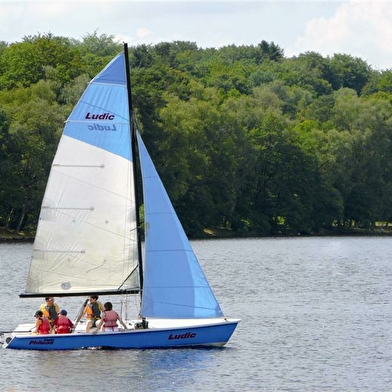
[19,347,222,391]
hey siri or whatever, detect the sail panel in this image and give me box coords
[65,84,130,160]
[138,134,224,319]
[92,54,127,85]
[25,137,139,294]
[64,53,130,160]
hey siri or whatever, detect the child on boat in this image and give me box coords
[40,297,60,326]
[33,310,51,334]
[81,295,104,332]
[93,302,128,333]
[53,309,74,334]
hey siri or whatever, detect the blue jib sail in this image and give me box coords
[138,133,224,319]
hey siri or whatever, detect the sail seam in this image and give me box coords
[52,164,105,168]
[66,120,129,124]
[49,167,133,201]
[145,250,194,252]
[42,206,94,210]
[39,207,137,240]
[90,81,126,88]
[33,249,85,253]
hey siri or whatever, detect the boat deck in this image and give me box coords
[1,317,239,342]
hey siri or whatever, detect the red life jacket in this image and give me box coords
[54,315,74,334]
[37,317,51,334]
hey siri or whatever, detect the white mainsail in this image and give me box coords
[24,53,139,295]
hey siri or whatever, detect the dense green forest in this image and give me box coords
[1,32,392,237]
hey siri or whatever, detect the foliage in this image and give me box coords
[1,33,392,236]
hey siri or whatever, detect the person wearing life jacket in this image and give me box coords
[34,310,51,335]
[40,297,60,331]
[93,302,128,334]
[82,295,104,332]
[53,309,74,334]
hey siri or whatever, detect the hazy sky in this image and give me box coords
[1,1,392,70]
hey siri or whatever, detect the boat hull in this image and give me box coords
[3,319,239,351]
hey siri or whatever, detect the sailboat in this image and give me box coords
[2,44,239,350]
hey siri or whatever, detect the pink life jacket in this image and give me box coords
[103,310,119,329]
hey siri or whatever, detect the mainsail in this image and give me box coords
[24,53,139,296]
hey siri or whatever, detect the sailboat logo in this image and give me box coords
[85,112,115,120]
[85,112,117,131]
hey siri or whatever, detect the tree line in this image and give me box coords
[1,32,392,237]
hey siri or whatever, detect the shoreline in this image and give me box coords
[2,227,392,243]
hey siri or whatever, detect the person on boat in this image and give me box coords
[82,295,104,332]
[53,309,74,334]
[40,297,60,331]
[93,301,128,333]
[33,310,51,335]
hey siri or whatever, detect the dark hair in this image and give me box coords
[60,309,67,316]
[34,310,43,317]
[89,295,99,300]
[104,302,113,311]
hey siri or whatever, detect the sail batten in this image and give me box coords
[42,207,95,210]
[52,164,105,168]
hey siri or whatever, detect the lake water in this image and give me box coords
[1,237,392,391]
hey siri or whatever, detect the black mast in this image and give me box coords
[124,43,144,295]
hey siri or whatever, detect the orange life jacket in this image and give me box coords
[40,303,59,322]
[86,302,102,320]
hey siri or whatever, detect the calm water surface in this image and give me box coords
[1,237,392,391]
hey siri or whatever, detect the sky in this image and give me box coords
[1,0,392,70]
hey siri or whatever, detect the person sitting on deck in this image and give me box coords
[94,302,128,333]
[53,309,74,334]
[82,295,104,332]
[40,297,60,331]
[34,310,51,335]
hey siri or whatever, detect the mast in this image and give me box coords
[124,43,144,295]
